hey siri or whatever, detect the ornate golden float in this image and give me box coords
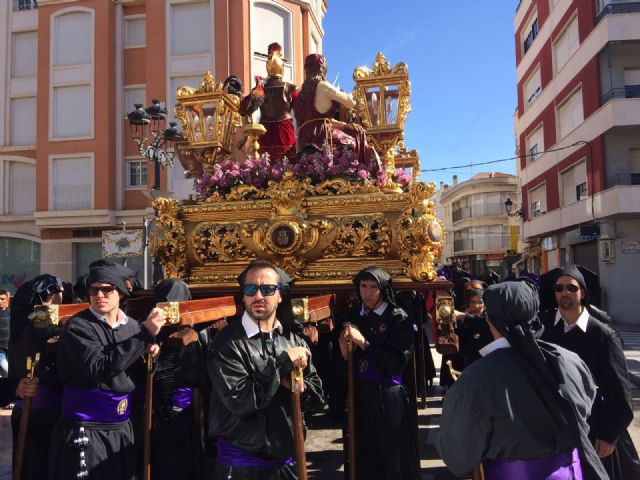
[150,53,444,288]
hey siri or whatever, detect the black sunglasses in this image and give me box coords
[242,284,281,297]
[89,285,118,296]
[554,283,580,293]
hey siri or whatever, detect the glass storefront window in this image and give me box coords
[0,236,41,294]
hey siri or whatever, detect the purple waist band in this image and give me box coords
[173,387,193,409]
[354,354,402,385]
[14,385,61,410]
[62,385,132,423]
[484,448,582,480]
[216,438,294,468]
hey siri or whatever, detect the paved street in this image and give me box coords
[2,325,640,480]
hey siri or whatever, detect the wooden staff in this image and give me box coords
[290,366,307,480]
[14,353,40,480]
[344,326,356,480]
[143,352,155,480]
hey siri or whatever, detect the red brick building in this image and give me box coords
[0,0,326,291]
[514,0,640,324]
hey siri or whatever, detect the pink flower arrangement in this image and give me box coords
[195,146,413,198]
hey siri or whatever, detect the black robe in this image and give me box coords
[8,319,61,480]
[542,311,640,479]
[343,303,420,480]
[437,345,597,478]
[207,318,324,479]
[49,309,154,480]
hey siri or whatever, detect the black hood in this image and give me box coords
[353,266,397,307]
[153,278,192,303]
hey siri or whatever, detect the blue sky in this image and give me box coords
[323,1,520,187]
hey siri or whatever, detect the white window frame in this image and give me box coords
[251,0,295,82]
[553,13,579,74]
[11,30,38,79]
[521,10,539,55]
[49,7,95,142]
[525,123,544,163]
[48,152,95,211]
[556,85,583,140]
[528,183,547,217]
[124,14,146,49]
[560,159,587,206]
[9,96,37,147]
[124,84,146,119]
[524,66,542,108]
[126,157,148,189]
[0,156,36,216]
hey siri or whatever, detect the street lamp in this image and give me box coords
[128,100,183,285]
[504,197,523,218]
[127,100,184,190]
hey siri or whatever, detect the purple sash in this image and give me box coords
[484,448,583,480]
[62,385,132,423]
[216,438,294,468]
[173,387,193,409]
[14,384,61,410]
[354,353,402,385]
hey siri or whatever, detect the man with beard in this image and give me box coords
[337,266,420,480]
[208,259,324,480]
[438,281,607,479]
[49,262,166,480]
[541,265,640,479]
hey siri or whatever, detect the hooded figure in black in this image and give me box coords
[8,274,64,480]
[337,266,420,480]
[541,265,640,479]
[438,281,608,480]
[50,263,165,480]
[132,278,204,480]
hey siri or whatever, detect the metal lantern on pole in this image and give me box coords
[173,71,243,169]
[353,53,413,187]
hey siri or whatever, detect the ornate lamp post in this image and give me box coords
[127,100,184,285]
[504,197,523,218]
[127,100,183,190]
[353,53,412,187]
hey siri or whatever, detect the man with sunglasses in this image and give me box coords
[208,259,324,480]
[50,262,167,480]
[541,264,640,479]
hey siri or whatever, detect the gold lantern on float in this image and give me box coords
[173,71,243,169]
[353,53,413,186]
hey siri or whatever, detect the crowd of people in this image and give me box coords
[0,260,638,480]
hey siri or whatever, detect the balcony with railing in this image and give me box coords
[601,84,640,105]
[596,1,640,23]
[606,172,640,187]
[13,0,38,11]
[52,185,92,211]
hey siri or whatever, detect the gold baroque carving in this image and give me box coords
[266,172,314,217]
[192,223,256,264]
[151,197,187,279]
[324,215,391,258]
